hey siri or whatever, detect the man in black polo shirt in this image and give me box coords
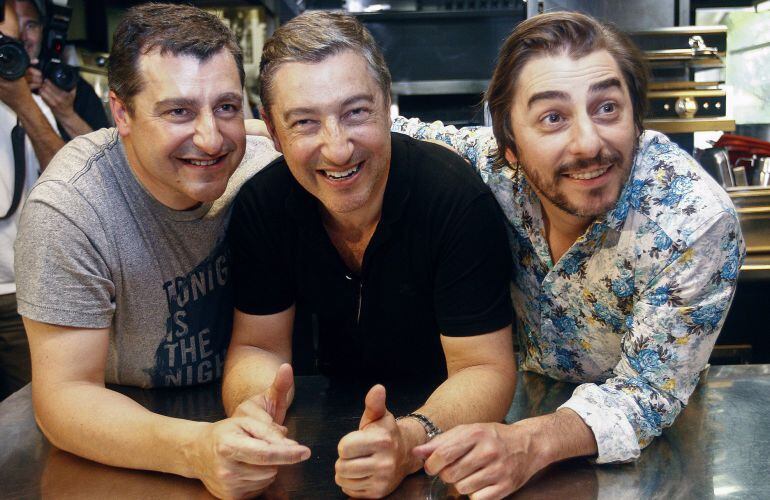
[225,12,516,498]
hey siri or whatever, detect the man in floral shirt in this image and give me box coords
[393,11,745,499]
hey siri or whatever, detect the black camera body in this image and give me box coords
[0,32,29,81]
[36,4,78,91]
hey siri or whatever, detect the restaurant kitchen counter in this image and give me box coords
[1,364,768,499]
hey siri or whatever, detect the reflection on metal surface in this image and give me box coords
[391,79,489,96]
[728,186,770,255]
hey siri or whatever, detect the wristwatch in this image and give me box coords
[397,412,442,441]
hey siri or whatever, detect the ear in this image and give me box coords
[504,147,518,166]
[109,91,131,137]
[259,108,283,153]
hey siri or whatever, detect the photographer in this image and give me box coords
[0,0,63,400]
[16,0,107,141]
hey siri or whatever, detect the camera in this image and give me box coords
[0,32,29,81]
[36,4,78,91]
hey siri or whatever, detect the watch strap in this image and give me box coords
[397,412,442,441]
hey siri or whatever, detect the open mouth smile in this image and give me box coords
[564,165,611,180]
[180,155,226,167]
[321,162,363,181]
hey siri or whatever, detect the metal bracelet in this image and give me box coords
[396,412,442,441]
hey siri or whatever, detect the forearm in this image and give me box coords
[33,382,208,478]
[221,343,287,416]
[15,97,65,168]
[400,361,517,472]
[54,110,93,139]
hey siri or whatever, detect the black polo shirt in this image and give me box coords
[229,132,512,380]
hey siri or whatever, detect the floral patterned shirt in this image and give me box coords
[392,117,745,463]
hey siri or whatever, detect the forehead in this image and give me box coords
[134,48,241,103]
[14,0,40,20]
[270,50,384,112]
[515,49,626,104]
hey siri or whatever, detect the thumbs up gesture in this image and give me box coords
[233,363,295,425]
[335,385,415,498]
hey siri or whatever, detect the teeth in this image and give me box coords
[568,166,609,180]
[188,159,218,166]
[324,164,361,180]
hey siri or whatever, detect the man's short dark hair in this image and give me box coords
[258,11,391,117]
[486,11,649,170]
[108,2,244,114]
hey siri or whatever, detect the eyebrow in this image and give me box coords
[526,78,624,109]
[153,92,242,113]
[281,93,376,121]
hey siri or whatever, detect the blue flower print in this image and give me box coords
[654,231,673,251]
[647,285,670,306]
[670,175,693,196]
[628,179,648,210]
[612,276,635,298]
[691,304,723,328]
[554,316,578,335]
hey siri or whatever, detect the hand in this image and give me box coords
[244,118,270,137]
[39,79,78,120]
[0,75,34,112]
[193,415,311,499]
[413,422,544,500]
[232,363,294,425]
[25,64,44,91]
[335,385,414,498]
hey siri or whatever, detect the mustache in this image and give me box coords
[556,150,623,175]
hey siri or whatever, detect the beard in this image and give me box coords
[518,147,633,219]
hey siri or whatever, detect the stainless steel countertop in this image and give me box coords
[0,365,768,499]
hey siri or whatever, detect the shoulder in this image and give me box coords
[621,130,739,246]
[214,135,281,209]
[393,132,490,201]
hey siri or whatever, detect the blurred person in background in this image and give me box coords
[16,0,108,140]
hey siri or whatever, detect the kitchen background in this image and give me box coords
[64,0,770,363]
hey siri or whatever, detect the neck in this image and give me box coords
[538,193,594,265]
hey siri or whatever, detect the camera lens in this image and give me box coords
[44,61,78,91]
[0,37,30,81]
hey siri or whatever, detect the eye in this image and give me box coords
[217,103,241,115]
[598,102,617,114]
[346,107,371,122]
[291,118,316,129]
[543,112,562,124]
[166,108,191,119]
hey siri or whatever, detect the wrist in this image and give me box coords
[179,420,214,479]
[395,417,427,474]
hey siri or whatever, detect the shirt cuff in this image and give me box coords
[559,383,641,464]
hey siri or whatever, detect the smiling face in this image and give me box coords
[110,48,246,210]
[507,49,637,221]
[263,49,392,222]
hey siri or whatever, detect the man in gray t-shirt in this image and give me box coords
[13,4,310,499]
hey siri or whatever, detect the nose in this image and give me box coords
[568,113,602,160]
[192,111,224,156]
[320,121,354,166]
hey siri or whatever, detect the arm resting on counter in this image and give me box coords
[221,306,295,420]
[560,211,745,463]
[335,326,517,498]
[25,318,309,499]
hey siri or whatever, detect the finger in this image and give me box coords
[237,417,290,442]
[359,384,387,430]
[230,437,311,465]
[224,461,280,482]
[335,456,378,479]
[470,483,516,500]
[420,434,476,476]
[337,428,390,459]
[266,363,294,425]
[335,473,372,491]
[454,465,503,498]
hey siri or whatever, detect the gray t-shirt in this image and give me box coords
[15,128,279,388]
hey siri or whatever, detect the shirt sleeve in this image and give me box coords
[227,178,295,315]
[434,192,514,337]
[391,116,497,174]
[559,211,745,463]
[15,180,115,328]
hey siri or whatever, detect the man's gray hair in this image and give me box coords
[258,11,391,115]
